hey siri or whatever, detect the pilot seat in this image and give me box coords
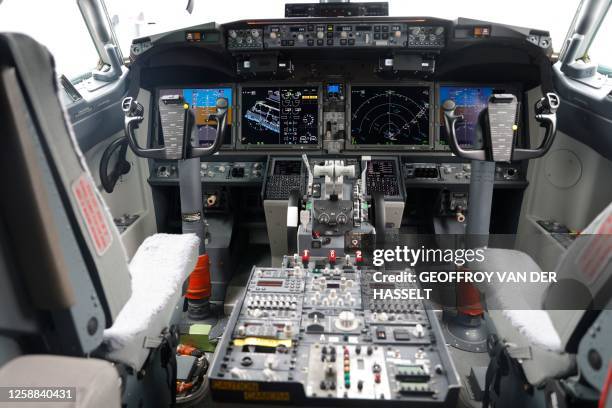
[0,33,201,406]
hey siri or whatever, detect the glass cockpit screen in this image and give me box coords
[240,87,319,145]
[350,86,430,146]
[158,87,233,146]
[438,86,493,147]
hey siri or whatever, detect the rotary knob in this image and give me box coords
[336,213,348,225]
[251,29,260,38]
[297,33,305,41]
[318,212,330,224]
[270,31,277,40]
[317,31,325,39]
[335,310,359,331]
[229,30,238,39]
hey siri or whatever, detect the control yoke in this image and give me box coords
[122,95,229,160]
[442,92,559,162]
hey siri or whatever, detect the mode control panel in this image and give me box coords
[407,26,445,47]
[264,23,409,48]
[227,29,264,50]
[227,23,445,50]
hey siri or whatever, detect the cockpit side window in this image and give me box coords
[0,1,102,83]
[587,3,612,75]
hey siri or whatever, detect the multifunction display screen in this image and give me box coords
[438,86,493,147]
[158,87,233,146]
[240,87,319,146]
[350,86,430,146]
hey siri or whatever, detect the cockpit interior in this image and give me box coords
[0,0,611,407]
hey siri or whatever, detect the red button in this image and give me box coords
[328,250,336,264]
[355,250,364,263]
[302,249,310,264]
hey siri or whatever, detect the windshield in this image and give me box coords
[105,0,580,56]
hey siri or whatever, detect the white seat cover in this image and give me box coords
[103,233,199,371]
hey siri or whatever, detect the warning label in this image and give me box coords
[578,214,612,283]
[72,174,112,255]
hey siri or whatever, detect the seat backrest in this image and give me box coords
[0,33,131,354]
[544,201,612,352]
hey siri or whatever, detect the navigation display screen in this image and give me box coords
[158,87,233,146]
[438,86,493,147]
[350,86,430,146]
[240,86,319,146]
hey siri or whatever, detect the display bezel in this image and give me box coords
[152,84,237,150]
[435,82,524,151]
[236,83,323,150]
[345,82,435,151]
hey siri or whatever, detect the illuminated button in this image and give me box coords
[328,250,337,264]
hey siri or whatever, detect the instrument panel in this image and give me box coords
[150,82,522,153]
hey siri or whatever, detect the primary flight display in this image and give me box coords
[158,87,233,146]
